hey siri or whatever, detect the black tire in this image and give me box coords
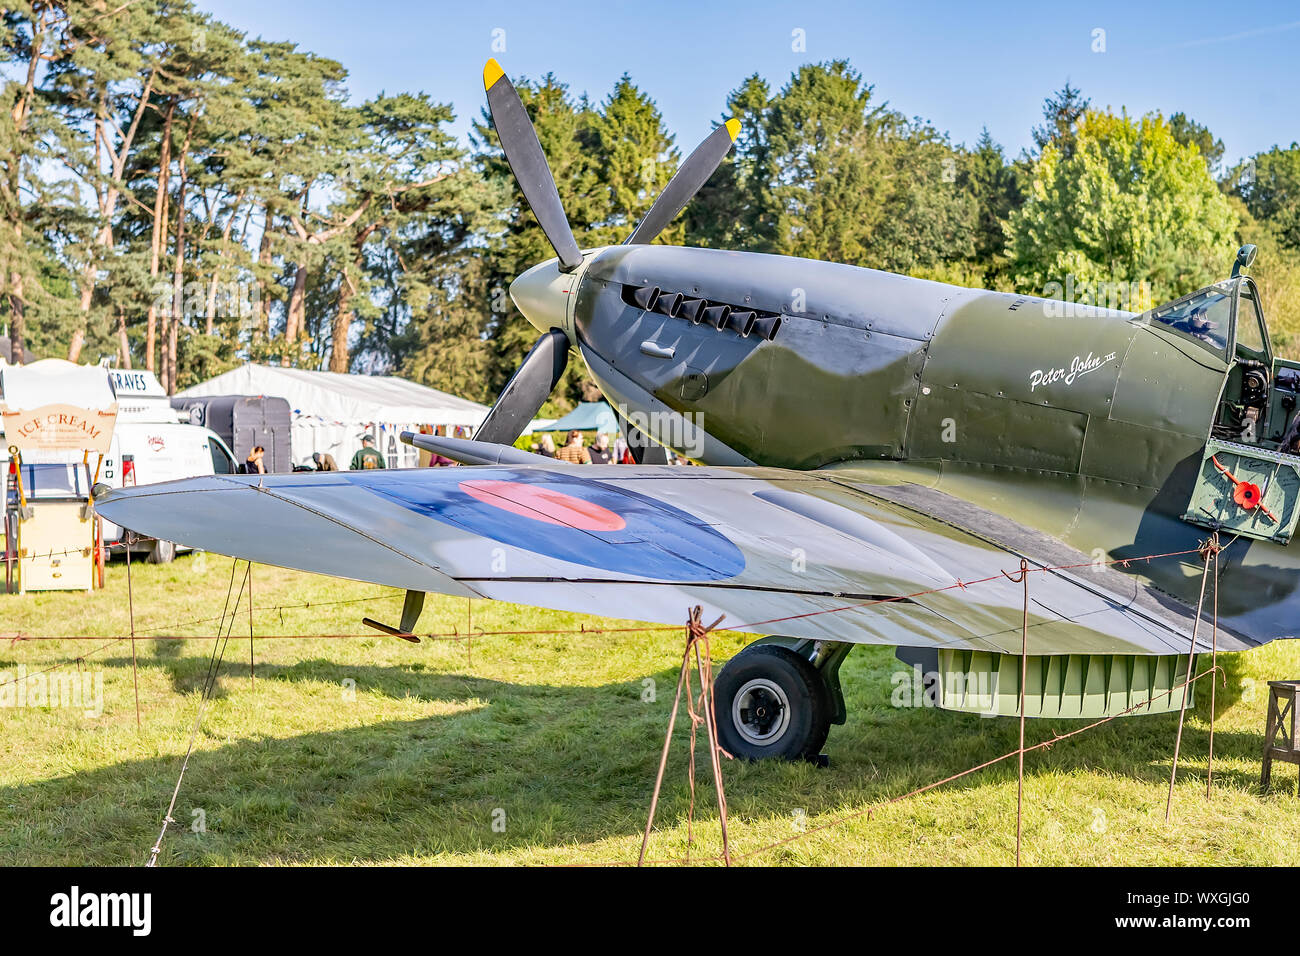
[147,539,176,564]
[714,644,831,762]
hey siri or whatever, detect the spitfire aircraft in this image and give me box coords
[97,60,1300,762]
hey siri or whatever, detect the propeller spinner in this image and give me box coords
[476,58,739,449]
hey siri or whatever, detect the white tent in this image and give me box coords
[178,363,490,468]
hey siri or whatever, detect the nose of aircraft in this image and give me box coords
[510,257,573,335]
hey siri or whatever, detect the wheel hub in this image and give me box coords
[732,678,791,746]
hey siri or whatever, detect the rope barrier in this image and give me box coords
[8,541,1211,638]
[627,535,1230,867]
[3,537,1239,867]
[130,589,400,636]
[0,637,127,688]
[0,544,103,561]
[622,660,1228,868]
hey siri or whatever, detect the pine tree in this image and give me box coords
[1031,81,1089,158]
[1232,144,1300,251]
[0,2,76,363]
[760,61,975,275]
[964,128,1020,275]
[1168,112,1225,174]
[686,74,778,252]
[765,61,892,266]
[313,91,468,373]
[588,74,680,245]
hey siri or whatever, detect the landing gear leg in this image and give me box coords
[714,639,852,762]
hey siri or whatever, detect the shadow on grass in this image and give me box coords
[0,646,1277,865]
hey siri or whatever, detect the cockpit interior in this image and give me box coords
[1147,245,1300,456]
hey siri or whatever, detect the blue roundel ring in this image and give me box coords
[348,469,746,582]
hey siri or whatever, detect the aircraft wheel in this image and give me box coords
[147,538,176,564]
[714,644,831,762]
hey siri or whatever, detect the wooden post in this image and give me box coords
[95,515,105,589]
[1207,549,1219,798]
[1261,680,1299,793]
[638,635,691,866]
[1000,558,1031,867]
[639,607,729,866]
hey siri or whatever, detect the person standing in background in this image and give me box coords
[556,430,590,464]
[243,445,266,474]
[312,451,338,471]
[350,434,386,470]
[536,434,557,458]
[587,433,612,464]
[416,425,454,465]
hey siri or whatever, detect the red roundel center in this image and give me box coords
[458,479,627,531]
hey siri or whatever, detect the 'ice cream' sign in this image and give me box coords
[2,404,118,453]
[0,359,119,454]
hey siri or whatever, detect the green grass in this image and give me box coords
[1,551,1298,866]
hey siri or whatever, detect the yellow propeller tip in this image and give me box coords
[724,118,741,141]
[483,58,505,90]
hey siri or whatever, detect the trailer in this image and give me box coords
[171,394,292,473]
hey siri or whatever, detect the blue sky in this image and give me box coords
[203,0,1300,167]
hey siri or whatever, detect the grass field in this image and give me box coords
[2,551,1298,866]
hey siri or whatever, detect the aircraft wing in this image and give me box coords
[94,464,1247,655]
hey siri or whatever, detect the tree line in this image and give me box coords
[4,2,1300,412]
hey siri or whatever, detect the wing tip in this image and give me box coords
[483,58,505,91]
[724,117,741,142]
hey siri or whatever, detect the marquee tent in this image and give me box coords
[178,363,490,468]
[540,402,620,434]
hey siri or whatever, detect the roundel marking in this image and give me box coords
[458,479,627,531]
[347,468,745,582]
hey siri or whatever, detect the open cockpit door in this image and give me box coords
[1181,437,1300,543]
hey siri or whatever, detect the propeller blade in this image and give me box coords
[483,59,583,272]
[475,328,570,445]
[626,118,740,245]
